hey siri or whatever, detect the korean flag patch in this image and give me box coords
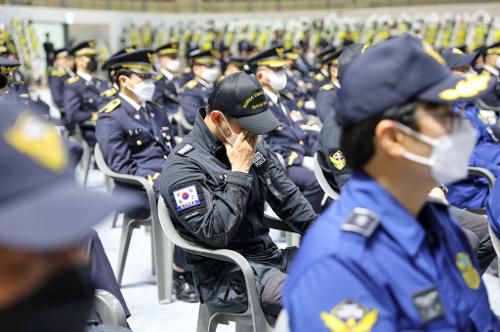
[173,185,201,212]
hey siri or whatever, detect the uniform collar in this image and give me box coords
[161,68,175,81]
[264,88,279,104]
[196,77,212,89]
[344,171,427,257]
[193,107,222,154]
[76,71,92,82]
[119,92,145,111]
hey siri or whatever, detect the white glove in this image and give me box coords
[301,156,315,172]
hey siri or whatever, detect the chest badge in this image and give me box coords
[412,287,445,323]
[329,150,346,170]
[456,252,480,290]
[320,300,378,332]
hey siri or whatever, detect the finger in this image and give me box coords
[233,132,246,148]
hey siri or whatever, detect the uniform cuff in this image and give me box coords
[226,172,253,188]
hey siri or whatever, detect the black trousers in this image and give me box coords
[204,247,297,317]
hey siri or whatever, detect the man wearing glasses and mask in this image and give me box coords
[282,34,499,332]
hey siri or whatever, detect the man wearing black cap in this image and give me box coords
[311,46,338,97]
[95,49,197,302]
[0,99,132,332]
[153,43,181,119]
[49,48,74,111]
[160,72,317,317]
[63,40,110,145]
[179,49,220,126]
[248,46,324,213]
[283,34,498,331]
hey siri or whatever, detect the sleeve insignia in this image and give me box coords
[100,88,117,98]
[183,79,199,90]
[320,300,378,332]
[456,252,480,289]
[173,185,201,212]
[320,83,334,91]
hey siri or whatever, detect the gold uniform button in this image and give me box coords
[136,140,142,146]
[163,155,168,160]
[299,140,304,146]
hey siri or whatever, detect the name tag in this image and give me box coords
[413,287,445,324]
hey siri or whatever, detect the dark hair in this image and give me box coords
[340,102,418,169]
[112,68,133,87]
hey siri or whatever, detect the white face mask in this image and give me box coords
[201,67,219,83]
[126,77,155,102]
[166,59,180,73]
[396,119,477,184]
[217,114,238,146]
[267,70,287,91]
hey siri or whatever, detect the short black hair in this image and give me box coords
[340,102,418,170]
[113,68,133,87]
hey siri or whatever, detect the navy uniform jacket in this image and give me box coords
[95,96,176,191]
[63,74,109,127]
[48,68,69,109]
[153,71,180,115]
[284,171,499,332]
[179,78,212,125]
[316,112,351,192]
[311,71,329,97]
[446,102,500,210]
[479,67,500,108]
[315,82,338,122]
[263,93,315,168]
[159,108,316,303]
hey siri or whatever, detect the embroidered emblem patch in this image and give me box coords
[174,185,201,212]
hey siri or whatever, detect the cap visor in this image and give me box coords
[418,71,495,104]
[236,109,281,135]
[0,178,138,251]
[452,52,478,69]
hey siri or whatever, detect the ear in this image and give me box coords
[210,110,223,126]
[375,120,407,158]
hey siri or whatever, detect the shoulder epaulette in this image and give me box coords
[98,98,121,114]
[341,207,379,238]
[183,79,198,90]
[279,91,294,100]
[320,83,334,91]
[176,144,194,156]
[314,73,326,81]
[156,72,164,81]
[100,88,117,98]
[50,69,66,77]
[66,76,80,85]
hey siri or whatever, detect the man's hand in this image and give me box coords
[224,131,258,174]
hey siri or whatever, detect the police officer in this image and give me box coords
[48,48,73,111]
[63,40,109,145]
[95,49,197,302]
[282,34,498,331]
[476,43,500,109]
[179,49,220,126]
[0,98,132,332]
[160,72,317,316]
[222,55,245,76]
[248,46,324,213]
[154,42,182,124]
[100,46,138,103]
[311,46,339,97]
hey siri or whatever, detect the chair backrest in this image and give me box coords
[313,152,340,200]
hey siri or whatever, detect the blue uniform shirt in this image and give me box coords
[153,71,181,115]
[284,171,499,332]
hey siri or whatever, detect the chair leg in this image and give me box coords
[116,217,136,286]
[83,148,94,187]
[197,304,211,332]
[235,323,253,332]
[151,215,174,304]
[111,212,120,228]
[151,234,156,276]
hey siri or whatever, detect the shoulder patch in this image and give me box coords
[50,69,66,77]
[320,83,334,91]
[183,79,198,90]
[156,72,164,81]
[100,88,117,98]
[314,73,326,81]
[176,144,194,156]
[98,98,121,114]
[66,76,80,84]
[341,207,379,238]
[170,182,207,221]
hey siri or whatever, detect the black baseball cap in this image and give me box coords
[0,99,135,251]
[338,34,495,127]
[208,72,280,135]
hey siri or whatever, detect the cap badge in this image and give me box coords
[320,300,378,332]
[329,150,346,170]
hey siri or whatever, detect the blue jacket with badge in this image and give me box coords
[95,96,176,191]
[48,68,69,109]
[63,74,109,127]
[179,78,212,125]
[284,171,499,332]
[153,72,181,115]
[263,93,316,167]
